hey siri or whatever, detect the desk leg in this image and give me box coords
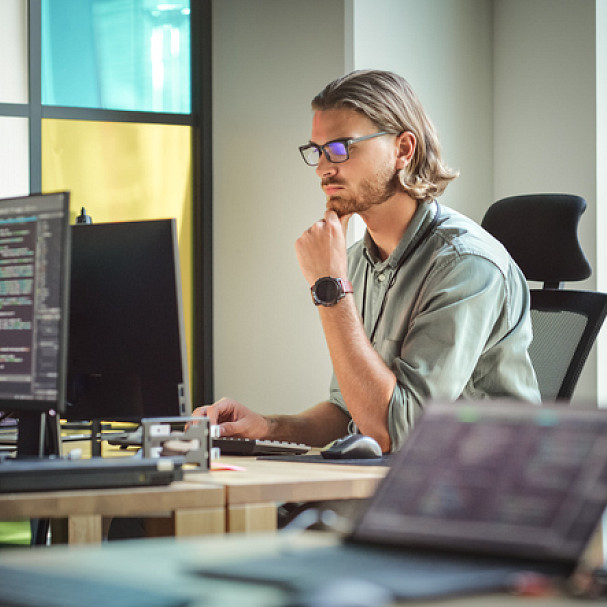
[227,503,277,534]
[173,508,226,536]
[67,514,103,544]
[50,518,68,544]
[51,517,102,544]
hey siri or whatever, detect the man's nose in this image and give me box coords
[315,154,338,179]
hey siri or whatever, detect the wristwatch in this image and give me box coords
[311,277,353,307]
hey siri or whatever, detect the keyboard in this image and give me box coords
[109,428,311,456]
[213,437,310,456]
[0,565,190,607]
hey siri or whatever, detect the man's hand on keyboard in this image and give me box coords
[192,397,270,439]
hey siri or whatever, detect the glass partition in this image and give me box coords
[0,118,29,198]
[0,0,28,104]
[42,0,191,113]
[41,118,194,371]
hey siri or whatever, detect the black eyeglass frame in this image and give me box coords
[298,131,390,166]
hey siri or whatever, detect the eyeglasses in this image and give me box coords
[299,131,390,166]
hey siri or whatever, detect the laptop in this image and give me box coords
[0,456,183,493]
[195,401,607,600]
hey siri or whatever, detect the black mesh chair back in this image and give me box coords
[529,290,607,400]
[481,194,607,402]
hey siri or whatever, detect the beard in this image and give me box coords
[324,163,400,217]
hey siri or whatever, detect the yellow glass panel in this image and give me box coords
[41,118,193,381]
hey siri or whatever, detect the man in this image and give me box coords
[194,70,540,453]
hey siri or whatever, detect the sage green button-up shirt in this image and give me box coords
[329,201,541,452]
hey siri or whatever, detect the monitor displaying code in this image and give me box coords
[0,193,70,409]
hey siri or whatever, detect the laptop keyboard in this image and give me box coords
[196,543,529,600]
[0,565,190,607]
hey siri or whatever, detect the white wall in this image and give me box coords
[493,0,599,403]
[212,0,495,415]
[0,118,29,198]
[352,0,494,222]
[212,0,347,414]
[0,0,29,198]
[211,0,603,414]
[0,0,28,104]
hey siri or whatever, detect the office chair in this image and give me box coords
[481,193,607,402]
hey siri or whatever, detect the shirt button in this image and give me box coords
[377,273,386,282]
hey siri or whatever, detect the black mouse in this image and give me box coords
[321,434,382,460]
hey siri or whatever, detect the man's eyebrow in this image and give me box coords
[307,137,349,146]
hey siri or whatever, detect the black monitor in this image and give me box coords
[66,218,192,423]
[0,192,71,457]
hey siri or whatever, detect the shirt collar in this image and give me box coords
[362,200,438,269]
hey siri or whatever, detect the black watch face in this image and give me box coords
[315,277,340,304]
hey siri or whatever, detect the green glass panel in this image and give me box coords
[42,0,191,113]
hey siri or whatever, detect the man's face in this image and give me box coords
[309,108,399,217]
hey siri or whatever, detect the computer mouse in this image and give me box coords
[321,434,382,460]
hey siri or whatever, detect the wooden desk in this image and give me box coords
[186,456,388,533]
[0,480,225,544]
[0,532,597,607]
[2,447,386,543]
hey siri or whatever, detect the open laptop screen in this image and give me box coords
[352,401,607,565]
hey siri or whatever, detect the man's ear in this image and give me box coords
[395,131,416,170]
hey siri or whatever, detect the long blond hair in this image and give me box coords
[311,70,458,202]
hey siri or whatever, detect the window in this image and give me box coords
[41,0,191,113]
[0,0,212,403]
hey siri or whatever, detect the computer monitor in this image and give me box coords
[0,192,71,456]
[66,218,192,423]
